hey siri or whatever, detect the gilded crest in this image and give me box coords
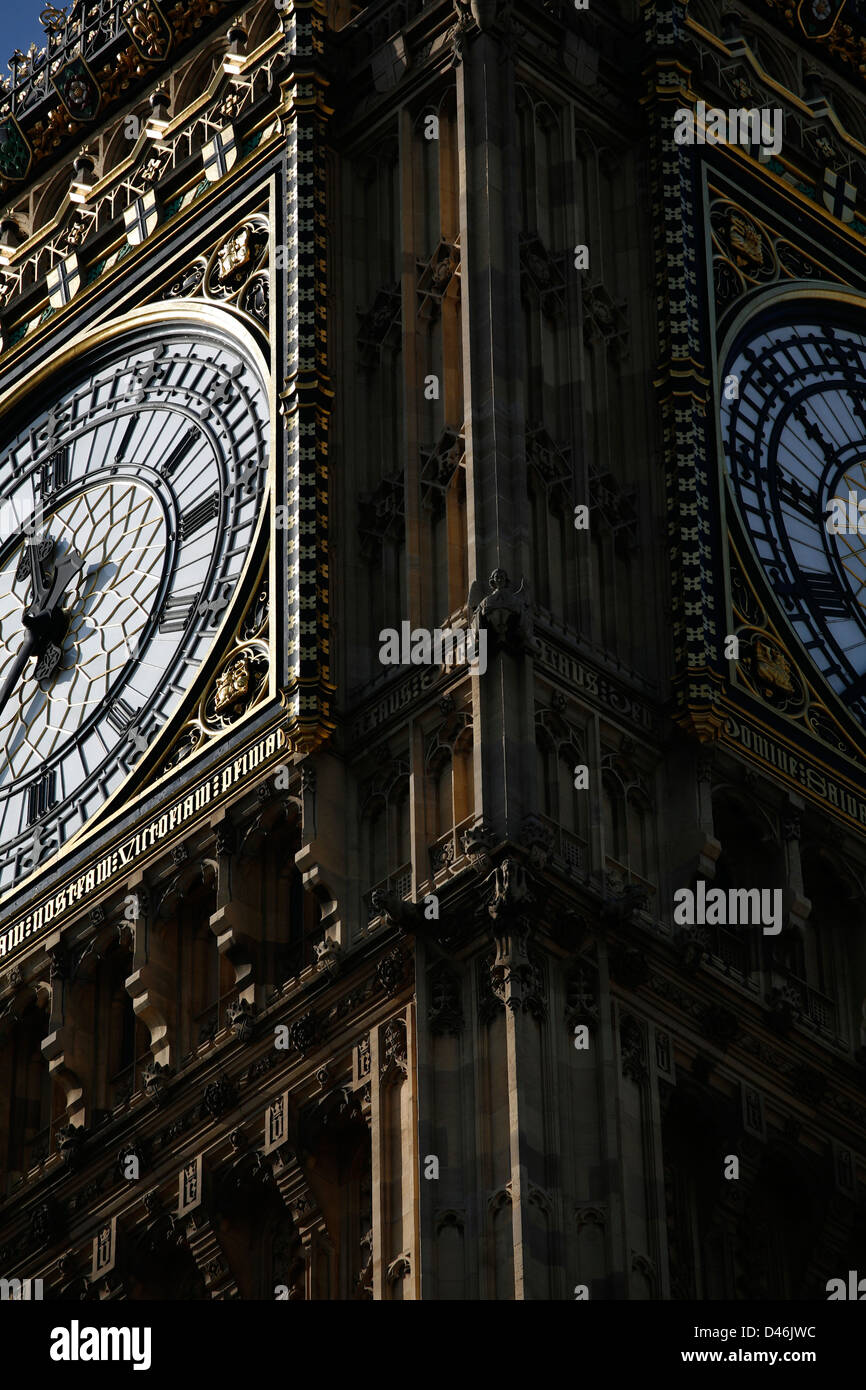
[216,227,252,282]
[755,639,795,694]
[213,655,250,714]
[727,212,763,268]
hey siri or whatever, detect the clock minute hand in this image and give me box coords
[25,536,48,608]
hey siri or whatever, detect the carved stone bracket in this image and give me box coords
[416,239,460,319]
[582,281,629,358]
[358,474,405,561]
[379,1017,408,1085]
[386,1251,411,1283]
[184,1208,239,1301]
[619,1014,647,1083]
[565,961,599,1033]
[420,427,465,512]
[428,961,464,1036]
[357,283,402,366]
[519,230,567,318]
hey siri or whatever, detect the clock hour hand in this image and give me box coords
[0,541,85,720]
[0,634,38,725]
[28,545,83,618]
[21,544,83,682]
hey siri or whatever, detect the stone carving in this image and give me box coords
[28,1200,59,1248]
[49,945,70,981]
[619,1015,647,1083]
[376,948,408,998]
[202,1075,237,1120]
[519,814,555,870]
[417,240,460,319]
[428,962,464,1036]
[56,1123,86,1170]
[227,998,255,1045]
[380,1017,408,1083]
[467,570,535,654]
[565,963,599,1032]
[486,858,532,922]
[461,821,497,874]
[386,1251,411,1281]
[287,1010,320,1056]
[369,888,424,935]
[601,882,649,926]
[357,283,402,366]
[420,427,464,511]
[358,475,405,559]
[314,936,342,975]
[590,459,639,553]
[142,1060,172,1107]
[477,953,504,1025]
[674,924,708,979]
[519,230,567,317]
[582,281,629,357]
[489,924,546,1019]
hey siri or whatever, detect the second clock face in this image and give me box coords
[0,326,269,892]
[722,307,866,725]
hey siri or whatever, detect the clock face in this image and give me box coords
[0,328,269,892]
[722,308,866,724]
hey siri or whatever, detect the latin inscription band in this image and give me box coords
[0,727,288,962]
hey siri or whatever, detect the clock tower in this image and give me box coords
[0,0,864,1307]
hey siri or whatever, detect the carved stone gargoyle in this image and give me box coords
[455,0,503,31]
[370,889,428,936]
[467,569,536,654]
[142,1060,172,1108]
[227,997,256,1045]
[486,858,532,922]
[56,1123,86,1171]
[461,820,497,874]
[600,881,648,926]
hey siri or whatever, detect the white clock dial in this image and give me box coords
[0,328,269,891]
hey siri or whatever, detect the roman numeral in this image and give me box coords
[113,416,138,466]
[777,474,819,523]
[792,403,834,464]
[179,492,219,541]
[106,697,138,734]
[800,572,850,620]
[159,588,199,633]
[158,425,199,479]
[27,769,56,825]
[743,346,787,391]
[849,392,866,436]
[37,447,69,498]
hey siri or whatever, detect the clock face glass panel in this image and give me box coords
[0,328,269,892]
[722,308,866,723]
